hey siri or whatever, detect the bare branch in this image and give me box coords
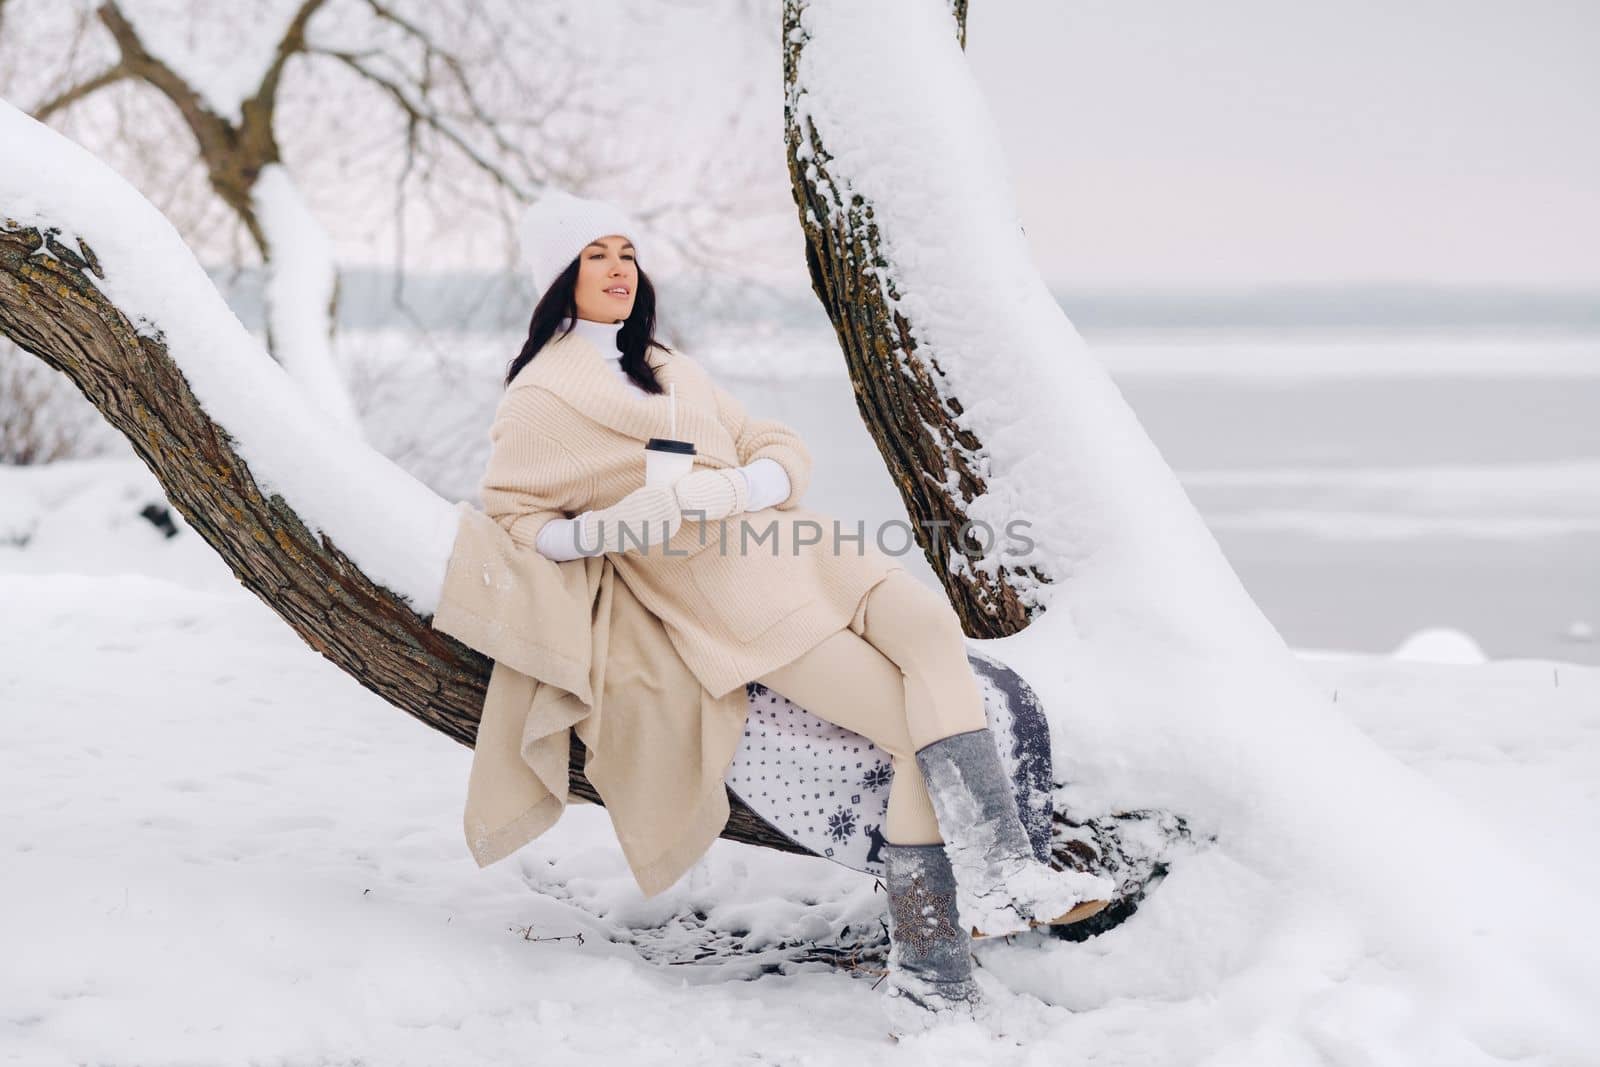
[31,63,129,121]
[251,0,335,115]
[316,48,534,199]
[96,2,232,133]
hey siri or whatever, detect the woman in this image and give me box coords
[482,189,1112,1037]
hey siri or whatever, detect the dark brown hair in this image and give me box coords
[503,254,674,391]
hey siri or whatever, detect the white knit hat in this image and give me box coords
[518,187,646,295]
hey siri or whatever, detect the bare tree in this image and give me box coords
[4,0,786,432]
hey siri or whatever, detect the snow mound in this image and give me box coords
[1391,626,1489,664]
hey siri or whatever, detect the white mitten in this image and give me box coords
[576,484,683,554]
[672,467,750,521]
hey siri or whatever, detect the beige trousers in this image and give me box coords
[752,569,989,846]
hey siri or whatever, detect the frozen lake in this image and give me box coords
[691,328,1600,666]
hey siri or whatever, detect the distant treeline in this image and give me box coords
[206,266,1600,333]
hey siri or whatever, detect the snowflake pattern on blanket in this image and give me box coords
[723,648,1055,879]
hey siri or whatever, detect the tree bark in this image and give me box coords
[0,219,811,860]
[782,0,1053,639]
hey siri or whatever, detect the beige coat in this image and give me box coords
[429,501,751,897]
[429,332,903,896]
[477,331,903,701]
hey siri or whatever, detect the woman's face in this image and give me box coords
[572,235,638,323]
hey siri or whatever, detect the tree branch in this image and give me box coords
[31,63,130,121]
[314,48,536,200]
[251,0,335,116]
[95,2,235,135]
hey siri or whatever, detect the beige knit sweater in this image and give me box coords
[478,330,904,699]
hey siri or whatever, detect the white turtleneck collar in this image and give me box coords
[563,315,624,360]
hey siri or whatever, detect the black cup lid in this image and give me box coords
[645,438,696,454]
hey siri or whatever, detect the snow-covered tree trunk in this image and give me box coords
[780,0,1599,1051]
[784,0,1027,635]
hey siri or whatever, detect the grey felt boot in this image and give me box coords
[880,841,984,1038]
[914,727,1117,939]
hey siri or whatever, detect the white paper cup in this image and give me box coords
[644,437,696,488]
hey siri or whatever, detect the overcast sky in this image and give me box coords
[964,0,1599,288]
[21,1,1587,292]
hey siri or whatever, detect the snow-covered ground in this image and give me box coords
[3,453,1598,1065]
